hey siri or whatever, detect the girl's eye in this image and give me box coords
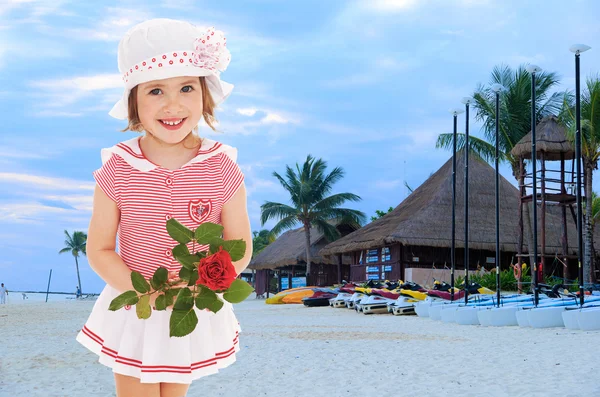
[149,86,193,95]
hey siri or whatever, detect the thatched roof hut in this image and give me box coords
[511,116,574,160]
[248,220,356,271]
[320,151,587,258]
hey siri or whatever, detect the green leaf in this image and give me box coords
[131,271,151,294]
[177,254,201,270]
[179,267,193,281]
[166,218,194,245]
[194,286,224,313]
[195,223,224,244]
[171,243,190,258]
[209,238,225,255]
[136,294,152,319]
[151,267,169,290]
[155,294,167,310]
[165,288,181,308]
[188,268,199,286]
[223,279,254,303]
[207,296,224,313]
[109,290,139,311]
[169,308,198,338]
[173,288,194,311]
[221,239,246,262]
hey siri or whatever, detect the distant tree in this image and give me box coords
[252,229,275,258]
[59,231,87,295]
[371,206,394,222]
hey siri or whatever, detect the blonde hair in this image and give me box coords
[121,76,218,136]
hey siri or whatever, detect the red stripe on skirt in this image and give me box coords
[81,325,239,372]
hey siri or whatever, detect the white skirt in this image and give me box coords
[76,284,241,384]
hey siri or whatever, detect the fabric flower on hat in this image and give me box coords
[193,27,231,74]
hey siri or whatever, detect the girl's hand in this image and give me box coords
[148,271,209,311]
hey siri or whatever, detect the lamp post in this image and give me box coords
[451,107,465,302]
[461,96,472,305]
[526,65,542,306]
[569,44,591,306]
[491,83,504,307]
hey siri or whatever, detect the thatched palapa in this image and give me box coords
[319,151,593,283]
[511,116,574,160]
[249,225,346,270]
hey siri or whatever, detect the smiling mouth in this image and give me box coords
[159,118,187,126]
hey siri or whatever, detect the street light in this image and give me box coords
[569,44,591,306]
[461,96,472,305]
[450,107,465,302]
[526,64,542,306]
[491,83,504,307]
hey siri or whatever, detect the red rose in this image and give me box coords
[196,247,237,291]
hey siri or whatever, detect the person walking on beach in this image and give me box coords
[76,286,82,299]
[0,283,8,304]
[75,18,252,397]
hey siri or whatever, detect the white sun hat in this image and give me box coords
[109,18,233,120]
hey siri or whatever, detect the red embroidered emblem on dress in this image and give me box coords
[188,199,212,223]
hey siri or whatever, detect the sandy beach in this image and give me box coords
[1,295,599,397]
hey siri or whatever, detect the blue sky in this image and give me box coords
[2,0,600,294]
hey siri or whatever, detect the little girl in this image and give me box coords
[76,18,252,397]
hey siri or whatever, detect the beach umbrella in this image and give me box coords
[450,107,465,301]
[526,65,542,306]
[569,44,591,306]
[491,83,505,307]
[461,97,472,305]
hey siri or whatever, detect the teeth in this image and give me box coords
[162,119,183,126]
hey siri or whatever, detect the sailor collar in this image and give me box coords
[100,136,238,172]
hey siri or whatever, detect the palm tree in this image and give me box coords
[260,155,366,282]
[252,229,275,259]
[59,231,87,296]
[560,77,600,283]
[436,64,564,277]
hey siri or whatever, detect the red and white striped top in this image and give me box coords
[93,136,244,279]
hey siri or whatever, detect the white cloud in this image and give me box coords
[30,74,122,92]
[236,108,258,116]
[52,7,152,42]
[42,194,94,212]
[261,113,292,124]
[369,0,419,12]
[27,73,122,115]
[0,172,95,191]
[0,202,72,224]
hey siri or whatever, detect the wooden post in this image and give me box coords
[560,153,569,281]
[277,270,282,292]
[517,157,524,293]
[540,151,546,279]
[337,254,342,284]
[45,269,52,303]
[266,270,271,298]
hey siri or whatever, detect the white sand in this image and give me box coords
[1,297,599,397]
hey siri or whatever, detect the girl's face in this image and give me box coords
[136,76,203,145]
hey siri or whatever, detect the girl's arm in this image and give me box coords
[221,182,253,275]
[87,185,135,293]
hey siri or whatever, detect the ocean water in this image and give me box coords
[0,292,98,305]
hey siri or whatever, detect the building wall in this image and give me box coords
[348,243,518,283]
